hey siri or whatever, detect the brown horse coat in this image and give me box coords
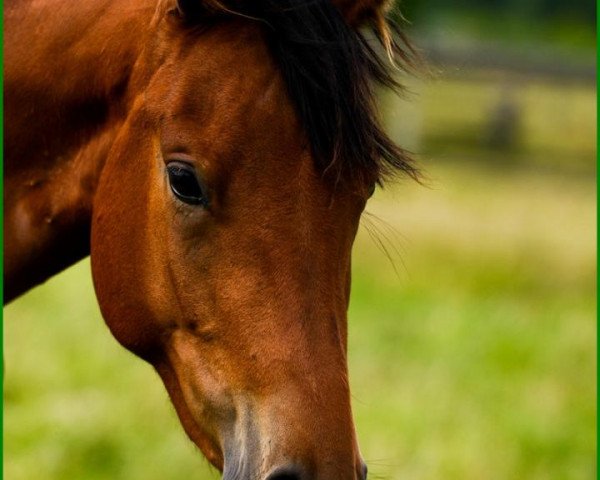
[4,1,416,478]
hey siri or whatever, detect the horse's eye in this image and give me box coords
[167,162,207,206]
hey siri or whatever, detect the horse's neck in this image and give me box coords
[3,0,155,303]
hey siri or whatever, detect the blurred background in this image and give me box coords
[4,0,596,479]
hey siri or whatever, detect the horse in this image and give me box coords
[4,0,418,478]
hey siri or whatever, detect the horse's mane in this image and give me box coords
[207,0,420,184]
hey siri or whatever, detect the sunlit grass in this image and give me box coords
[350,161,596,480]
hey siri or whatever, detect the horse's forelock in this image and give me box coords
[176,0,420,184]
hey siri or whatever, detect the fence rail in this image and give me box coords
[416,36,596,84]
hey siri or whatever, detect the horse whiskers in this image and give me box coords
[361,456,404,480]
[363,220,402,280]
[361,210,408,280]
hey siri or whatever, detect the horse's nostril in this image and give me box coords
[266,466,303,480]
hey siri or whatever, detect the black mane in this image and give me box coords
[217,0,420,184]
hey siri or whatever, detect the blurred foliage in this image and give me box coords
[395,0,596,50]
[400,0,596,24]
[381,76,596,172]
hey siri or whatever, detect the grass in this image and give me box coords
[3,76,596,479]
[350,160,596,480]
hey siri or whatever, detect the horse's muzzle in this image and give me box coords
[263,461,368,480]
[222,452,368,480]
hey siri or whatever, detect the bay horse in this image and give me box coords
[4,0,418,478]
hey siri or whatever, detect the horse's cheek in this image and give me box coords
[90,140,165,361]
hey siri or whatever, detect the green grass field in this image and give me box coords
[4,77,596,480]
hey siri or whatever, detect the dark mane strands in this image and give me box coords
[208,0,420,184]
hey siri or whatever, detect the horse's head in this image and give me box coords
[91,0,416,478]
